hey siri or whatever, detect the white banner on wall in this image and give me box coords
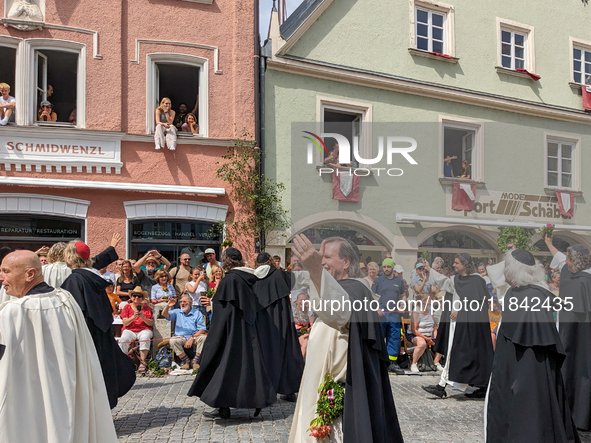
[446,188,575,222]
[0,130,123,174]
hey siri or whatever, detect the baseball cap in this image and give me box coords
[416,262,425,269]
[204,248,215,255]
[393,265,404,273]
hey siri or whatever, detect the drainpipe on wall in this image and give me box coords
[254,0,262,253]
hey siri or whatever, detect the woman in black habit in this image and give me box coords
[188,248,276,419]
[485,249,580,443]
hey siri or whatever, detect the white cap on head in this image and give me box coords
[204,248,215,255]
[393,264,404,273]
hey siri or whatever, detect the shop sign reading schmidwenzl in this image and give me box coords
[446,189,574,221]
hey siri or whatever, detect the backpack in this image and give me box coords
[417,349,437,372]
[154,346,173,369]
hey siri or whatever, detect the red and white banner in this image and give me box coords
[583,85,591,111]
[556,191,575,218]
[332,172,360,202]
[452,182,476,211]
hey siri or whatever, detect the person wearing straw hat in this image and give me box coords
[119,286,154,372]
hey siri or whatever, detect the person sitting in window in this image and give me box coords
[181,113,199,134]
[68,108,77,125]
[459,160,471,179]
[174,103,188,131]
[0,83,15,126]
[154,97,176,151]
[443,155,457,177]
[324,142,352,169]
[38,100,57,122]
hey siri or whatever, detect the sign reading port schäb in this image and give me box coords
[446,189,575,221]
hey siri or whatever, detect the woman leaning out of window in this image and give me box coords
[154,97,177,151]
[181,112,199,134]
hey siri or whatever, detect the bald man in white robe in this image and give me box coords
[0,250,117,443]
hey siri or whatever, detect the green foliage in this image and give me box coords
[497,227,538,252]
[147,361,159,370]
[421,250,431,261]
[216,128,289,246]
[309,373,344,432]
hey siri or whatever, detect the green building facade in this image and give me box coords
[263,0,591,272]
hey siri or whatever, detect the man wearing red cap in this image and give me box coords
[61,240,136,409]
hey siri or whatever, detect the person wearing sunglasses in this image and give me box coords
[38,100,57,122]
[119,286,154,372]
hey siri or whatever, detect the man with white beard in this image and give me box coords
[0,250,117,443]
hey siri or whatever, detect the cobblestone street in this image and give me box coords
[113,373,591,443]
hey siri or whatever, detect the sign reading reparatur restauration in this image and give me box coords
[446,189,575,222]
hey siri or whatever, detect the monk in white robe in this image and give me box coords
[289,235,403,443]
[0,250,117,443]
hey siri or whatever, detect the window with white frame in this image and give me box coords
[573,46,591,86]
[316,97,372,168]
[24,40,86,128]
[415,7,446,53]
[440,118,483,181]
[501,29,526,70]
[497,20,534,73]
[35,49,78,124]
[146,54,208,137]
[0,45,17,123]
[547,140,575,189]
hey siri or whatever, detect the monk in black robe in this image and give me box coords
[61,241,135,409]
[188,248,276,419]
[486,249,580,443]
[253,253,304,402]
[422,253,494,399]
[545,237,591,431]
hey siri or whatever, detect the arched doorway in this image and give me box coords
[287,223,389,267]
[418,229,498,268]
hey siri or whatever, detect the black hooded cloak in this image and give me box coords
[449,274,494,386]
[558,266,591,431]
[486,285,580,443]
[92,246,118,270]
[433,291,453,357]
[339,279,404,443]
[187,269,276,408]
[253,267,304,395]
[61,269,135,409]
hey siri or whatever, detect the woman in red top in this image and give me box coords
[118,286,154,372]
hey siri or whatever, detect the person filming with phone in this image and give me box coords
[118,286,154,372]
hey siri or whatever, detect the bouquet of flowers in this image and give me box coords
[538,223,555,239]
[221,239,233,248]
[203,281,217,298]
[308,373,345,441]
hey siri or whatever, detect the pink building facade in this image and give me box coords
[0,0,256,265]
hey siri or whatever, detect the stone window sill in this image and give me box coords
[408,48,459,64]
[495,66,538,80]
[544,187,582,197]
[439,178,485,187]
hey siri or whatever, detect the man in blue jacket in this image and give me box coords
[372,257,406,375]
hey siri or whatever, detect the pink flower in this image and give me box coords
[547,223,554,227]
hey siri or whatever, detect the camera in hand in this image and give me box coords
[136,305,141,312]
